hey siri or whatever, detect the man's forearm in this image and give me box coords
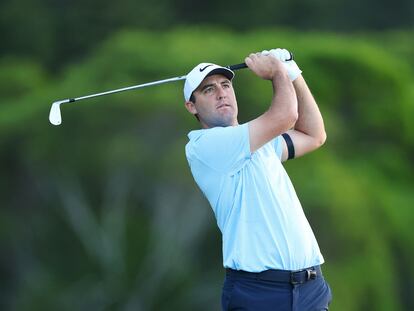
[292,75,326,144]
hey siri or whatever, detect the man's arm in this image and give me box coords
[246,53,298,153]
[281,75,326,162]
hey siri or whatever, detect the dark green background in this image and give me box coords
[1,1,413,310]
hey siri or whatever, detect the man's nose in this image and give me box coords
[217,86,226,99]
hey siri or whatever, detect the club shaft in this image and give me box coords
[67,75,187,103]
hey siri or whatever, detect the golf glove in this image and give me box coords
[262,48,302,81]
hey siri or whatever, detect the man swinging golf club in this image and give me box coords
[184,48,332,311]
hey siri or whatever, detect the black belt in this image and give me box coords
[226,265,322,285]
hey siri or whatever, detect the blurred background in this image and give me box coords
[0,0,413,310]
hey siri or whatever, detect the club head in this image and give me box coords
[49,101,63,125]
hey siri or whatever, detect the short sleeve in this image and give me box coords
[187,124,251,174]
[273,135,284,160]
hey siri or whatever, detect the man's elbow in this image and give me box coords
[316,131,327,147]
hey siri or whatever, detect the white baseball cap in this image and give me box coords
[183,63,235,101]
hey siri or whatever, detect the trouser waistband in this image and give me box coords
[225,265,322,285]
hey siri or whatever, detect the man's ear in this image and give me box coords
[184,101,197,116]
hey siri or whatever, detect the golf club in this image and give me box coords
[49,52,293,126]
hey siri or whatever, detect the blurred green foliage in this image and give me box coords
[0,0,412,70]
[1,29,413,310]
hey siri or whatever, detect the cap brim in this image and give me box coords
[206,68,234,80]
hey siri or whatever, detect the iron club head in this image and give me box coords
[49,100,66,125]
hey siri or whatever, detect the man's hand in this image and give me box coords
[262,48,302,81]
[245,53,289,81]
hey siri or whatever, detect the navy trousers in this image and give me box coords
[221,267,332,311]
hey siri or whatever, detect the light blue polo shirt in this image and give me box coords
[185,123,324,272]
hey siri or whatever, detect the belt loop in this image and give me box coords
[290,271,300,285]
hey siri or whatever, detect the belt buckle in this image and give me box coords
[290,268,317,285]
[306,268,317,281]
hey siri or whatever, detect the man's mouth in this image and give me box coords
[216,103,231,109]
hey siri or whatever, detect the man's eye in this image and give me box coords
[223,83,230,88]
[204,87,214,94]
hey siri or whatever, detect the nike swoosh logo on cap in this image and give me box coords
[199,64,213,72]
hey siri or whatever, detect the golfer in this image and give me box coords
[184,49,332,311]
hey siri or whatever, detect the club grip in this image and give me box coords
[227,63,248,71]
[227,52,294,71]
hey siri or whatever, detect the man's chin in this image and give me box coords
[200,112,238,128]
[210,117,237,128]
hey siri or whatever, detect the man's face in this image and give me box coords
[185,74,238,128]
